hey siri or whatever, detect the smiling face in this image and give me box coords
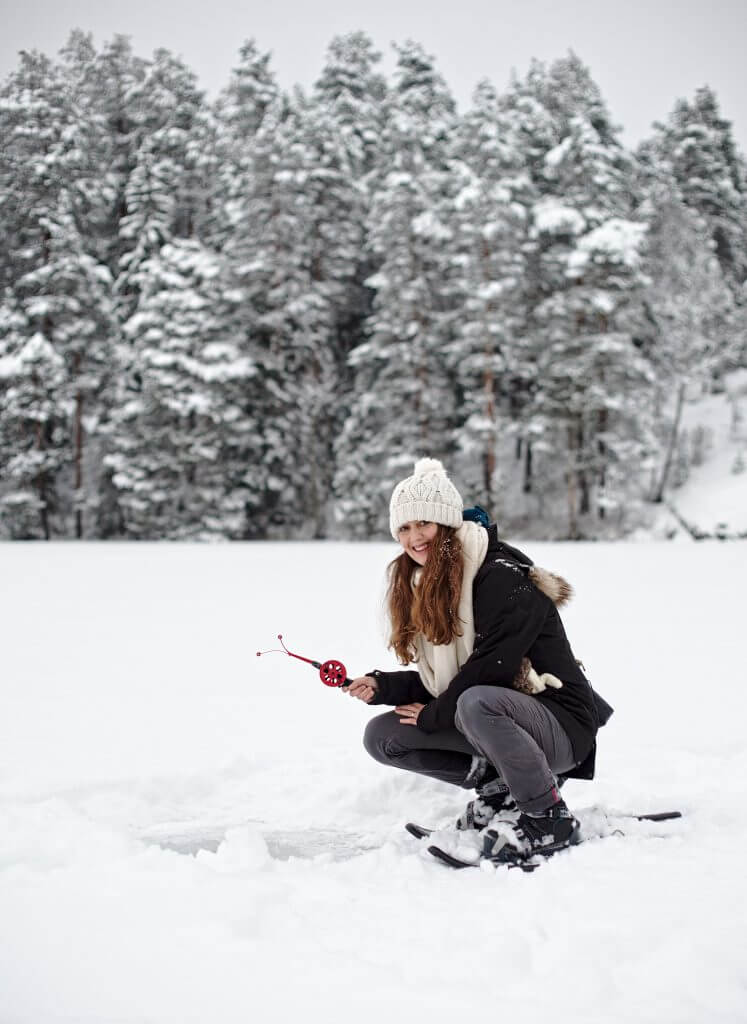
[397,520,439,565]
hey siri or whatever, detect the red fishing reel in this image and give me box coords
[318,659,348,687]
[256,635,352,688]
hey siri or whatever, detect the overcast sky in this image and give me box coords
[2,0,746,153]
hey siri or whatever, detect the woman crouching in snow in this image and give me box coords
[347,458,612,865]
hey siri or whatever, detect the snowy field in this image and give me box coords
[2,539,747,1024]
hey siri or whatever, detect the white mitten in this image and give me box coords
[527,667,563,693]
[513,658,564,694]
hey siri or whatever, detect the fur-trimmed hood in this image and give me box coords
[528,566,573,607]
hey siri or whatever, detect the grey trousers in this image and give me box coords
[363,686,576,814]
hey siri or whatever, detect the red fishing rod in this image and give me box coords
[256,635,352,688]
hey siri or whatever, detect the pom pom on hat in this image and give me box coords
[412,457,446,476]
[389,457,463,540]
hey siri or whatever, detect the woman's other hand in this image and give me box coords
[347,676,378,703]
[396,702,425,726]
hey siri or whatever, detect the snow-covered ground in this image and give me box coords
[2,540,747,1024]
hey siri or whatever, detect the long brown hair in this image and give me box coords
[387,524,464,664]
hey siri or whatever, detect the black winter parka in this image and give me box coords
[368,526,612,780]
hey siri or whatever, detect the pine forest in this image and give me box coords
[1,30,746,540]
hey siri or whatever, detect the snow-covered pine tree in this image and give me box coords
[642,87,747,297]
[312,32,387,370]
[637,180,737,502]
[199,44,287,538]
[0,50,64,294]
[30,34,152,537]
[54,34,130,538]
[499,55,653,537]
[0,51,68,537]
[56,31,121,271]
[115,48,209,318]
[333,41,461,537]
[207,39,281,252]
[221,83,367,537]
[214,39,278,149]
[0,46,117,538]
[17,202,114,538]
[106,239,258,538]
[448,79,533,519]
[0,298,66,538]
[78,36,149,286]
[313,32,387,182]
[101,47,235,538]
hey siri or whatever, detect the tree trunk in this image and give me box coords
[577,419,590,516]
[653,381,686,503]
[482,355,496,504]
[566,423,579,540]
[522,440,532,494]
[579,472,590,516]
[39,492,50,540]
[483,449,495,506]
[35,420,50,541]
[74,379,84,539]
[597,407,608,520]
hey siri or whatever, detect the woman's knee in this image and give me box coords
[362,712,398,764]
[455,686,510,734]
[455,687,487,733]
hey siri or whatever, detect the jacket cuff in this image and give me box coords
[367,669,386,705]
[415,703,437,733]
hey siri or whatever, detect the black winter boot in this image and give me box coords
[482,798,581,863]
[456,779,518,831]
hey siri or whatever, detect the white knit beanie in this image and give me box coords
[389,458,463,540]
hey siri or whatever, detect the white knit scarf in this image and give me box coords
[412,520,489,698]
